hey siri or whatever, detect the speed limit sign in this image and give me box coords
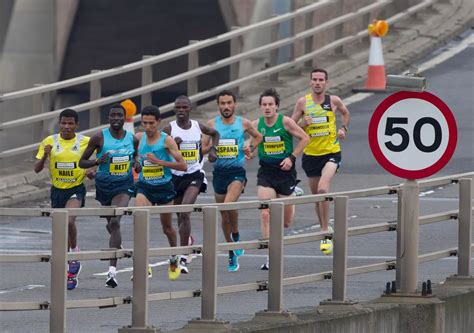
[368,91,457,179]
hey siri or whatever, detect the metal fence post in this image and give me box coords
[50,210,68,333]
[119,209,157,333]
[288,0,296,62]
[141,55,153,108]
[400,179,419,293]
[334,0,346,55]
[89,70,101,128]
[32,85,50,141]
[268,202,285,312]
[269,15,279,82]
[304,11,314,69]
[229,26,241,96]
[396,187,403,290]
[201,206,219,320]
[457,178,472,276]
[187,40,199,96]
[332,196,348,302]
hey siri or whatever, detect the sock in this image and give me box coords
[108,266,116,275]
[71,247,79,252]
[231,232,240,242]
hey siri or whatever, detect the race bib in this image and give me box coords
[217,139,238,159]
[142,160,164,180]
[110,156,130,175]
[55,162,77,183]
[263,136,284,155]
[179,142,199,164]
[308,116,330,137]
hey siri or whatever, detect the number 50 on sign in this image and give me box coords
[368,91,457,179]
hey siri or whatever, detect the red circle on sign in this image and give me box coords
[368,91,457,179]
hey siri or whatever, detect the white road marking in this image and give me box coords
[0,285,45,295]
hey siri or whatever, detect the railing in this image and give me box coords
[0,172,472,332]
[0,0,441,159]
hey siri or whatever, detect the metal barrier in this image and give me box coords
[0,172,472,332]
[0,0,441,159]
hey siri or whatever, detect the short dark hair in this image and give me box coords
[59,109,78,123]
[310,68,328,80]
[109,103,126,114]
[259,88,280,106]
[216,90,236,103]
[141,105,161,120]
[175,95,191,104]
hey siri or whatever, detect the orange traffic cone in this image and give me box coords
[120,99,139,181]
[353,20,389,93]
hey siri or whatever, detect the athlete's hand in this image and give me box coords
[133,160,142,173]
[43,144,52,156]
[280,157,292,171]
[337,128,346,141]
[303,115,312,127]
[242,146,252,160]
[96,152,109,165]
[208,147,217,163]
[145,153,161,165]
[86,168,96,180]
[174,137,183,146]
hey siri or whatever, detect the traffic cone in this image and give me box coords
[120,99,139,181]
[353,20,389,93]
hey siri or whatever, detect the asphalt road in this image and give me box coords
[1,33,473,332]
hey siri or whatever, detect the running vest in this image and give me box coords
[170,120,203,176]
[214,116,245,170]
[303,94,340,156]
[138,132,172,185]
[36,134,90,189]
[96,128,135,182]
[257,114,293,164]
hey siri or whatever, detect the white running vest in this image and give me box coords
[170,120,205,176]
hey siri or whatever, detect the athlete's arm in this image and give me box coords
[79,132,105,168]
[153,135,187,171]
[201,118,215,155]
[250,119,260,158]
[198,122,220,162]
[291,97,311,129]
[34,142,52,173]
[280,116,310,171]
[332,95,350,141]
[242,118,262,160]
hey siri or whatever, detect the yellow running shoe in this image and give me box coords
[168,256,181,281]
[320,226,334,255]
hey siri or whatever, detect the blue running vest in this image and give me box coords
[214,116,245,170]
[138,132,172,185]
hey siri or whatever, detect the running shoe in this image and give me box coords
[231,234,244,257]
[260,256,269,270]
[320,226,334,255]
[105,272,118,288]
[180,256,189,274]
[130,266,153,281]
[228,253,239,272]
[68,260,81,276]
[67,273,78,290]
[187,235,196,263]
[168,256,181,281]
[293,186,304,197]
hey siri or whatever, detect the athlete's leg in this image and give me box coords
[108,193,131,267]
[315,162,338,231]
[65,198,81,250]
[257,186,277,239]
[276,193,295,229]
[308,176,323,229]
[160,201,177,247]
[216,181,245,242]
[177,186,200,246]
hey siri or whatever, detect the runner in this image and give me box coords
[134,105,187,280]
[162,95,220,274]
[291,68,350,255]
[34,109,93,290]
[252,88,309,270]
[204,90,262,272]
[79,104,139,288]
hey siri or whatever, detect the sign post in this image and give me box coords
[369,91,457,293]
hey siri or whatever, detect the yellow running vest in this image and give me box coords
[36,134,90,189]
[303,94,340,156]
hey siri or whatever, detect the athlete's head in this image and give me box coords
[310,68,328,95]
[174,95,192,120]
[58,109,79,139]
[216,90,236,119]
[108,104,126,131]
[141,105,161,137]
[259,88,280,118]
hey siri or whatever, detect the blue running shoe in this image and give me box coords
[231,234,244,257]
[67,273,78,290]
[68,260,81,276]
[228,253,239,272]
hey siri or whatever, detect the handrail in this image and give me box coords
[0,0,333,102]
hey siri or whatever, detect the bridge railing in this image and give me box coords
[0,172,472,332]
[0,0,440,159]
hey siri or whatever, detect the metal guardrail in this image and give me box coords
[0,173,472,332]
[0,0,439,159]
